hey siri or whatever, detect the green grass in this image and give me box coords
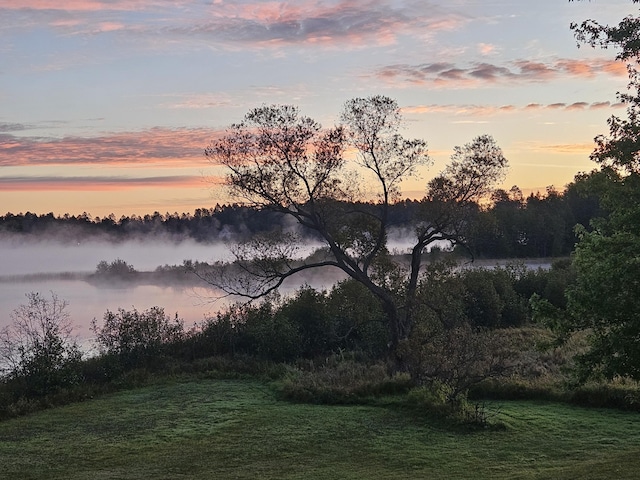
[1,378,639,479]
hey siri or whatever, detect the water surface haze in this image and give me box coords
[0,236,340,342]
[0,237,235,340]
[0,236,231,276]
[0,233,546,345]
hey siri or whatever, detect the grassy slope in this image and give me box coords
[1,379,639,480]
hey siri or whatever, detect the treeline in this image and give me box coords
[0,180,600,258]
[468,183,600,258]
[0,205,288,243]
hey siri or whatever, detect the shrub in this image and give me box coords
[193,284,389,363]
[326,279,389,356]
[92,306,184,369]
[460,266,530,328]
[279,286,336,357]
[407,382,466,418]
[236,296,303,362]
[570,382,640,411]
[400,321,521,404]
[94,259,137,278]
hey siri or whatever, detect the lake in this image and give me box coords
[0,237,339,345]
[0,236,551,347]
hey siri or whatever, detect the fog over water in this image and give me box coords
[0,239,222,341]
[0,234,549,348]
[0,238,232,276]
[0,237,340,344]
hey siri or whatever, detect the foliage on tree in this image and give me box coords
[544,1,640,380]
[200,96,508,355]
[571,0,640,176]
[92,306,184,368]
[95,258,137,277]
[0,292,82,397]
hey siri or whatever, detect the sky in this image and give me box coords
[0,0,636,218]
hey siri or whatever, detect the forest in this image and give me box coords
[0,179,599,259]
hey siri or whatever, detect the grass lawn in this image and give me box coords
[1,378,639,479]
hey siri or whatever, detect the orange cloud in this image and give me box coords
[539,144,596,154]
[519,142,596,155]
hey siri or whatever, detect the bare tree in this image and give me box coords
[199,96,507,354]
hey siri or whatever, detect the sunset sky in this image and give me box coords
[0,0,635,218]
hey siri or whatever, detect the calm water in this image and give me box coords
[0,239,232,343]
[0,238,336,345]
[0,236,550,346]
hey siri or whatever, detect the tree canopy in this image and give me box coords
[547,1,640,380]
[201,95,508,354]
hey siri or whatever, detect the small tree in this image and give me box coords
[0,292,82,396]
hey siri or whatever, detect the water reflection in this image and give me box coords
[0,279,222,341]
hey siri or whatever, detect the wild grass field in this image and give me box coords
[1,378,639,480]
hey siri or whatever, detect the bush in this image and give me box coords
[94,259,137,278]
[570,382,640,411]
[92,306,184,369]
[192,284,390,363]
[279,286,336,357]
[235,297,303,362]
[326,279,389,356]
[400,321,521,404]
[407,382,466,418]
[460,266,530,328]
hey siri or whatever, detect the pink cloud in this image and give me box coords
[477,43,496,56]
[376,57,628,88]
[514,60,557,80]
[0,175,205,192]
[0,127,222,167]
[0,1,173,11]
[565,102,589,111]
[402,101,622,117]
[95,21,125,32]
[4,0,468,51]
[161,93,233,110]
[175,0,467,48]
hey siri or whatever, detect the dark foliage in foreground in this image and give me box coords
[4,260,631,425]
